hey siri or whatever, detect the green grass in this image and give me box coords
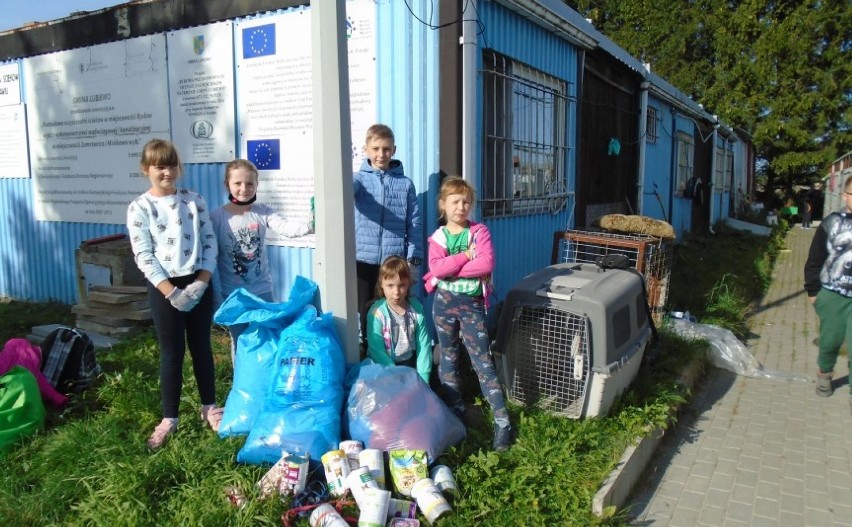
[667,222,786,338]
[0,226,785,526]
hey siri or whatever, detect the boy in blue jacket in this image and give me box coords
[354,124,423,340]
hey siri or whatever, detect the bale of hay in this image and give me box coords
[596,214,676,240]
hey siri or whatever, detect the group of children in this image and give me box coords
[127,124,512,452]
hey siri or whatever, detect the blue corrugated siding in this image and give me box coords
[643,97,673,223]
[375,0,440,269]
[0,177,126,302]
[475,1,581,294]
[1,1,441,304]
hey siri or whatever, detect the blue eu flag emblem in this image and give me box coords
[242,23,276,59]
[247,139,281,170]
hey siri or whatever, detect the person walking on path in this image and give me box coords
[804,175,852,410]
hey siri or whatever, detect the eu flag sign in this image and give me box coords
[242,23,276,59]
[247,139,281,170]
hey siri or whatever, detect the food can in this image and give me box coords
[280,454,309,495]
[386,498,417,520]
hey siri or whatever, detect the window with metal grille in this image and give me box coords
[646,106,659,144]
[482,50,570,218]
[714,146,732,192]
[676,132,694,193]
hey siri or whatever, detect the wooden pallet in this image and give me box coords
[76,285,152,336]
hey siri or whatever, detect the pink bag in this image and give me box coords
[0,338,68,408]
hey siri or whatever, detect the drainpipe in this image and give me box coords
[708,121,718,234]
[636,79,650,215]
[668,109,676,224]
[461,0,477,189]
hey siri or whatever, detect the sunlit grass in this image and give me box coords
[0,226,786,526]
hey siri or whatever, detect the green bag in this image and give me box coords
[0,366,45,456]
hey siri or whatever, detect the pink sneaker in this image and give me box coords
[200,405,224,432]
[147,418,178,450]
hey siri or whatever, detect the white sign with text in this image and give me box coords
[0,104,29,178]
[0,62,22,106]
[24,35,170,223]
[168,21,237,163]
[235,0,376,247]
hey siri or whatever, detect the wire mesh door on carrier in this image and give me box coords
[551,229,672,325]
[505,305,591,418]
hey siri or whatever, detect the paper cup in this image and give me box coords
[357,488,391,527]
[410,478,452,525]
[428,465,458,498]
[347,465,379,505]
[309,503,350,527]
[358,448,386,490]
[321,449,352,497]
[340,439,364,470]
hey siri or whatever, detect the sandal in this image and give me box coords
[147,418,178,450]
[201,404,224,432]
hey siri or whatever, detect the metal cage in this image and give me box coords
[551,229,672,324]
[504,305,590,417]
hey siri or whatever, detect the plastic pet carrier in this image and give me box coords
[493,262,652,418]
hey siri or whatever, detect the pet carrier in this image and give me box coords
[493,262,651,418]
[551,229,672,325]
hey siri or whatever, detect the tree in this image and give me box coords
[566,0,852,192]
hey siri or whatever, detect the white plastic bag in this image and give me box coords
[667,318,809,382]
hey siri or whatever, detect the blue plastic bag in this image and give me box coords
[237,307,345,465]
[214,277,317,437]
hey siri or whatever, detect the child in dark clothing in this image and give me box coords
[804,175,852,413]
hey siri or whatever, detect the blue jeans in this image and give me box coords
[432,288,509,428]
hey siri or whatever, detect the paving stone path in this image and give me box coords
[630,224,852,526]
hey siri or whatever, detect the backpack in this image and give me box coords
[39,327,101,394]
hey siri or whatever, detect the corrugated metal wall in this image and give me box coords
[643,96,673,223]
[1,2,439,304]
[475,1,580,297]
[0,174,126,302]
[374,1,440,275]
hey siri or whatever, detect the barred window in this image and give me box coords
[646,106,659,144]
[482,50,570,218]
[714,146,732,192]
[676,132,694,193]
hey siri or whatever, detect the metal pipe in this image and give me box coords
[637,80,649,215]
[461,0,477,190]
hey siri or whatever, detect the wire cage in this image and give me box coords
[551,229,672,325]
[503,305,591,417]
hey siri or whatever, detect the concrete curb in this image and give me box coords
[592,355,706,517]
